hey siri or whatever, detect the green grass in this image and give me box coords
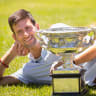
[1,0,96,95]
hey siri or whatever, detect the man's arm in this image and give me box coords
[73,45,96,65]
[0,41,29,78]
[0,43,17,78]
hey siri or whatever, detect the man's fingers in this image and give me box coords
[17,44,21,55]
[22,48,29,56]
[14,41,29,56]
[18,44,29,56]
[19,46,24,56]
[50,67,54,75]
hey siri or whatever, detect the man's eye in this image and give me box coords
[26,27,32,31]
[17,30,23,34]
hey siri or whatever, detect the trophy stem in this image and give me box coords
[62,53,75,69]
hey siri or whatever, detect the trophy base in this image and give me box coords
[52,88,88,96]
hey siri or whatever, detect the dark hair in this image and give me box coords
[8,9,36,33]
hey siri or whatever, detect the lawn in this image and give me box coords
[0,0,96,96]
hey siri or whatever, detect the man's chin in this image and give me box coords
[24,39,38,49]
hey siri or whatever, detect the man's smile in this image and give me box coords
[24,36,33,42]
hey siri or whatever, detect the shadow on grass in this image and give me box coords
[14,82,51,89]
[13,83,96,96]
[0,82,52,96]
[2,83,96,96]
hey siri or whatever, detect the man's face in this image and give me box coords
[13,18,37,48]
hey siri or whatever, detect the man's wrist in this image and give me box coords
[0,59,9,68]
[10,44,18,57]
[10,49,17,58]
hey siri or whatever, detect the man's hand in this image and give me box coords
[0,41,30,78]
[50,61,63,74]
[50,63,57,75]
[13,41,30,56]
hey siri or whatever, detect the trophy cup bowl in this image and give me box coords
[36,26,95,96]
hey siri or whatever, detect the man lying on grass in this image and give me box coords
[0,9,63,85]
[1,9,96,87]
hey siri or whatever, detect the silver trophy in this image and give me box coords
[36,24,95,96]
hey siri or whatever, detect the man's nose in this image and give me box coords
[24,31,29,37]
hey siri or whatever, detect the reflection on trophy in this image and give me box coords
[36,25,95,96]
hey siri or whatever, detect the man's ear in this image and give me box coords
[35,23,40,30]
[12,34,17,40]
